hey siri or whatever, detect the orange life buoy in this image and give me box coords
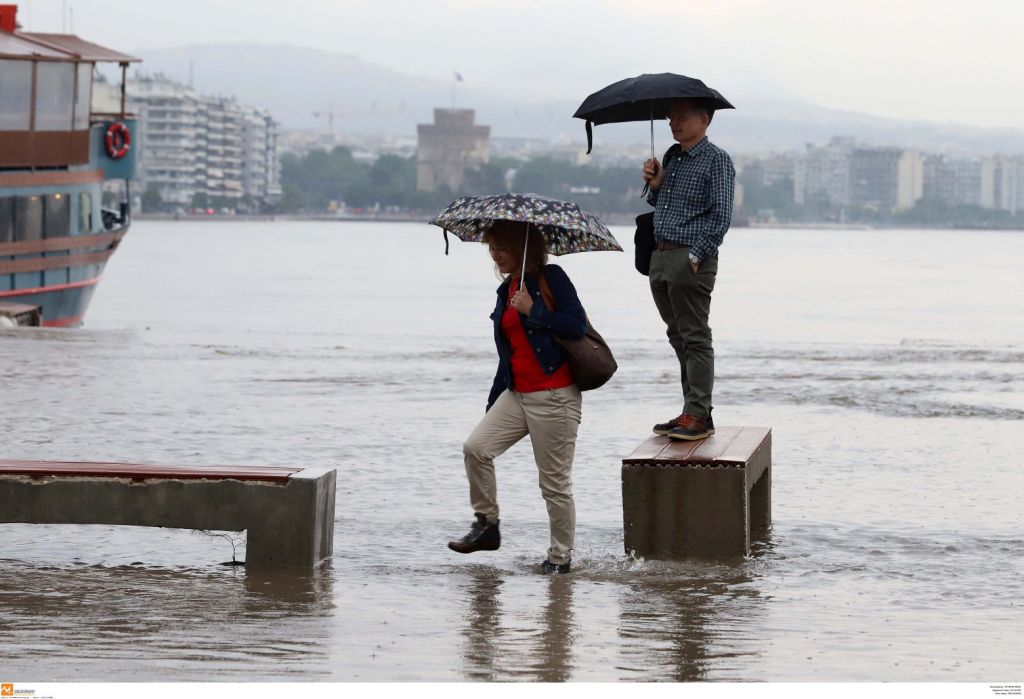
[104,121,131,159]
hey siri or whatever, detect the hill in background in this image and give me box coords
[134,43,1024,156]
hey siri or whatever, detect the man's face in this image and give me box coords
[667,101,708,146]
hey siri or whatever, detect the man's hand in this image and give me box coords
[689,253,700,274]
[643,158,665,191]
[511,289,533,314]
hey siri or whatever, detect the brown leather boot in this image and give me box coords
[655,410,714,436]
[667,414,710,441]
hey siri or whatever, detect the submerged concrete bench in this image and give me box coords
[0,460,336,567]
[622,426,771,559]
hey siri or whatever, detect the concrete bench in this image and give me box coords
[621,426,772,559]
[0,460,336,567]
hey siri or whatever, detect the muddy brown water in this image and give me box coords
[1,221,1021,680]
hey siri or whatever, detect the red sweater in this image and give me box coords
[500,287,574,393]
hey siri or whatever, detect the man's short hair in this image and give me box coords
[673,98,715,126]
[692,98,715,126]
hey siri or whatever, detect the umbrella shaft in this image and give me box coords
[650,104,655,161]
[520,223,529,292]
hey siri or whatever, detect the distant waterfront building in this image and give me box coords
[923,155,956,203]
[127,77,199,209]
[795,139,922,213]
[952,159,983,207]
[794,137,855,208]
[896,150,924,211]
[850,147,902,210]
[128,75,281,211]
[242,110,282,205]
[416,109,490,192]
[923,154,998,208]
[993,155,1024,215]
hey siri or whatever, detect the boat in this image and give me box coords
[0,4,140,327]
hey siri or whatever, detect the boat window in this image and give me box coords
[78,192,93,235]
[14,196,42,241]
[43,193,70,238]
[73,63,94,130]
[0,60,33,130]
[34,62,75,131]
[0,197,14,243]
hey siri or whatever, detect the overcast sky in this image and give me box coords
[18,0,1024,130]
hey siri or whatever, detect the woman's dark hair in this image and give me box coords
[483,220,548,278]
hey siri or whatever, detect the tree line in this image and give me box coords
[274,146,1024,229]
[279,147,651,216]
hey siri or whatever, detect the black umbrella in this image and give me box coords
[573,73,735,155]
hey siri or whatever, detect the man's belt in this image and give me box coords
[655,240,689,251]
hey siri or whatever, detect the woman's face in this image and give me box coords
[488,240,519,276]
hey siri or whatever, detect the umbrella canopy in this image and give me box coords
[573,73,735,153]
[430,193,622,257]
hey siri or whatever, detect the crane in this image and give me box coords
[312,103,342,132]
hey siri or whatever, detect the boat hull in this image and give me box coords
[0,226,128,327]
[0,276,103,327]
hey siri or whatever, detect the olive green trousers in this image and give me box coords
[649,247,718,418]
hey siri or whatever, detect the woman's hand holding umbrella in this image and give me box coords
[510,289,533,314]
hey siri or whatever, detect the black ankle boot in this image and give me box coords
[541,559,571,574]
[448,512,501,554]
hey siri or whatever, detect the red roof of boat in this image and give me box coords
[1,31,140,62]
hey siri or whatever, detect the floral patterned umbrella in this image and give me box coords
[429,193,622,259]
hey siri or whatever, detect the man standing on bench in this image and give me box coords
[642,98,736,441]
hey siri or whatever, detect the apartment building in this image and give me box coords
[796,138,922,212]
[794,137,855,208]
[128,76,281,211]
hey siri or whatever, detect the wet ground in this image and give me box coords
[2,222,1021,680]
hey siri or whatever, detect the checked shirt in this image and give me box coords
[646,136,736,261]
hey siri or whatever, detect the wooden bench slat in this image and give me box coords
[685,427,742,463]
[716,427,772,466]
[622,427,768,466]
[658,437,702,461]
[0,460,300,483]
[622,435,669,463]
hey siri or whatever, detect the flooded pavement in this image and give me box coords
[1,222,1022,680]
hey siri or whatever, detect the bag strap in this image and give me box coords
[538,267,592,329]
[537,267,556,311]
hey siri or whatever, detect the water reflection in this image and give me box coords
[616,565,761,681]
[534,575,575,682]
[457,565,576,681]
[459,566,506,681]
[242,564,336,616]
[0,561,337,680]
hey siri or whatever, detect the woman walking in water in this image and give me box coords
[447,221,587,574]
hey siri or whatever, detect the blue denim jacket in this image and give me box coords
[486,264,587,411]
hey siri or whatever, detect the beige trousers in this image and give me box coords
[463,385,583,565]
